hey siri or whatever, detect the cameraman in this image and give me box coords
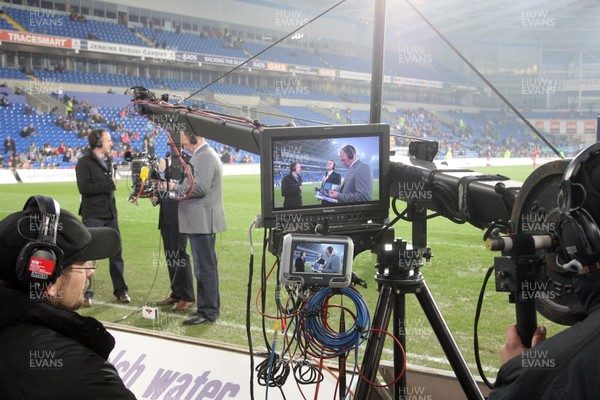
[489,143,600,400]
[0,196,136,399]
[152,154,195,311]
[169,132,226,325]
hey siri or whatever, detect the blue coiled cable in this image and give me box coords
[299,287,370,359]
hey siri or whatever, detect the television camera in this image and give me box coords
[123,150,161,203]
[133,94,585,400]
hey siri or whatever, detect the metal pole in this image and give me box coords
[369,0,387,124]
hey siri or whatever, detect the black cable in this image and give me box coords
[255,353,291,388]
[474,265,495,389]
[246,220,256,400]
[293,360,324,385]
[110,228,163,323]
[261,228,272,352]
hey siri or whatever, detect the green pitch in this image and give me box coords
[0,164,566,378]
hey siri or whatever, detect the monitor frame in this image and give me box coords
[259,123,390,231]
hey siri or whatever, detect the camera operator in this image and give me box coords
[76,129,130,304]
[152,153,195,311]
[0,196,136,399]
[489,143,600,400]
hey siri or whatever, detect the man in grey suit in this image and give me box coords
[169,131,226,325]
[328,144,374,203]
[321,246,341,274]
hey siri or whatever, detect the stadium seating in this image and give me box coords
[4,6,146,46]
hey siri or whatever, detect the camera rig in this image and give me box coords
[134,96,578,399]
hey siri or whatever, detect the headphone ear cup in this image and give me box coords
[15,242,63,288]
[558,209,600,264]
[189,134,197,145]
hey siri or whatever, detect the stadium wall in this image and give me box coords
[0,163,260,185]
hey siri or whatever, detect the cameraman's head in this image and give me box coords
[558,142,600,274]
[180,130,204,152]
[0,196,120,310]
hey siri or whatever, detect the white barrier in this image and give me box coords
[0,169,18,184]
[8,159,553,184]
[107,326,342,399]
[16,168,77,183]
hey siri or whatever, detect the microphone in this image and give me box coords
[124,150,133,162]
[112,163,118,178]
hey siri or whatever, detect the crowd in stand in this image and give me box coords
[1,133,85,169]
[0,86,588,171]
[216,144,255,164]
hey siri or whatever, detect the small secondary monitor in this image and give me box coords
[279,233,353,288]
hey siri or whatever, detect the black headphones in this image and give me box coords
[183,131,198,145]
[89,129,104,149]
[15,196,64,288]
[557,142,600,269]
[342,145,356,160]
[289,162,298,172]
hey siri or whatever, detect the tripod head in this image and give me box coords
[373,238,432,286]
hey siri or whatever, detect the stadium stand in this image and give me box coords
[0,1,593,171]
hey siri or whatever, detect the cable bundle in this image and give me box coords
[298,287,370,359]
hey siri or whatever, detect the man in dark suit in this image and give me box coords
[281,162,303,208]
[328,144,373,203]
[75,129,130,304]
[152,155,195,312]
[169,132,226,325]
[294,252,305,273]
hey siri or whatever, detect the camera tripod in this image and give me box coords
[353,211,484,400]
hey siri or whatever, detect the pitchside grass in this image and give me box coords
[0,164,567,380]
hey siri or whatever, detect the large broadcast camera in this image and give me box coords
[133,92,592,399]
[123,150,161,202]
[135,96,582,323]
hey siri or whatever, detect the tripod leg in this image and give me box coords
[415,281,484,400]
[355,283,395,399]
[394,290,407,399]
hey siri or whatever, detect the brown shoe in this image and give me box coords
[172,300,195,311]
[155,297,178,306]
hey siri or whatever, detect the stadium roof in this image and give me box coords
[285,0,600,60]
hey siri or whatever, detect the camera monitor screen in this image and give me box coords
[279,233,353,288]
[260,124,390,230]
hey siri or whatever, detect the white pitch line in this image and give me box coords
[92,301,499,373]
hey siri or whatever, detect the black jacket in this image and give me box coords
[76,149,117,219]
[489,272,600,400]
[0,286,136,399]
[281,173,303,208]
